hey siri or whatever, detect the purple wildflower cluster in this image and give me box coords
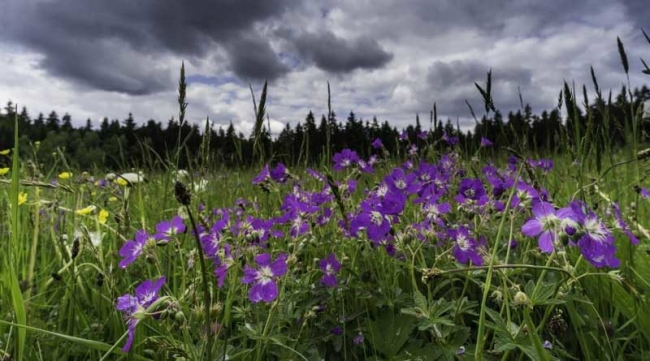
[112,136,643,353]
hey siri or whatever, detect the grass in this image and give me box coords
[1,35,650,361]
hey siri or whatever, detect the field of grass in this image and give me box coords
[2,38,650,361]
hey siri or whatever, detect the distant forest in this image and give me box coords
[0,85,649,170]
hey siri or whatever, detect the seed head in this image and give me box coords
[174,181,192,206]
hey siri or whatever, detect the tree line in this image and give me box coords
[0,85,648,170]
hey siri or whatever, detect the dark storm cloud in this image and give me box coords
[2,0,294,94]
[224,34,290,82]
[293,31,393,72]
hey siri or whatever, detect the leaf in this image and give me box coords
[367,311,416,358]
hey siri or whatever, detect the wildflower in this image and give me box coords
[611,202,639,245]
[354,332,364,345]
[118,229,152,268]
[319,253,341,287]
[568,201,620,268]
[174,181,192,206]
[115,172,146,185]
[543,340,553,350]
[98,209,109,224]
[417,131,428,140]
[213,243,234,288]
[330,326,343,335]
[448,226,483,265]
[443,132,458,145]
[154,215,186,243]
[108,196,118,202]
[242,253,288,303]
[0,149,10,155]
[521,202,562,253]
[252,164,270,185]
[455,178,488,206]
[270,163,289,183]
[332,149,360,171]
[635,186,650,199]
[371,138,383,149]
[480,137,493,147]
[116,276,166,352]
[75,205,96,216]
[0,167,9,176]
[18,192,27,206]
[58,172,73,180]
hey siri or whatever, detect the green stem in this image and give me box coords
[186,206,212,361]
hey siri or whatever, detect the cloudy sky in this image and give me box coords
[1,0,649,135]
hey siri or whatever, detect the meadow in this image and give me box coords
[2,38,650,361]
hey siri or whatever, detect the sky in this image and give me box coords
[0,0,649,136]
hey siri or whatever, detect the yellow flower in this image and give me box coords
[0,149,10,155]
[108,196,118,202]
[115,178,128,186]
[75,205,96,216]
[98,209,109,224]
[0,168,9,176]
[18,192,27,206]
[59,172,73,180]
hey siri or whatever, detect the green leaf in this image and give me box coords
[367,311,416,358]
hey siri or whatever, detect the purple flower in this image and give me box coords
[319,253,341,287]
[330,326,343,335]
[449,227,483,265]
[354,332,364,345]
[242,253,288,303]
[637,186,650,199]
[333,149,360,171]
[358,159,374,173]
[455,178,488,207]
[417,131,428,140]
[252,164,270,185]
[443,132,458,145]
[213,243,233,288]
[154,215,186,242]
[270,163,288,183]
[399,131,409,141]
[119,229,152,268]
[612,203,639,245]
[116,276,166,352]
[371,138,383,149]
[568,201,620,268]
[385,167,419,195]
[521,202,561,253]
[480,137,493,147]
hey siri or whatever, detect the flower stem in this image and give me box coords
[186,206,213,360]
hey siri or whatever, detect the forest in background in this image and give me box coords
[0,85,649,170]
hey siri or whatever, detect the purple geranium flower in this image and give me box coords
[448,226,483,265]
[333,149,360,171]
[480,137,493,147]
[270,163,288,183]
[119,229,152,268]
[154,215,186,243]
[116,276,166,352]
[443,132,458,145]
[252,164,270,185]
[319,253,341,287]
[521,202,561,253]
[371,138,383,149]
[455,178,488,207]
[242,253,288,303]
[568,201,620,268]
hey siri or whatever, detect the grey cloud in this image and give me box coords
[293,31,393,72]
[224,34,290,82]
[426,60,537,116]
[2,0,294,94]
